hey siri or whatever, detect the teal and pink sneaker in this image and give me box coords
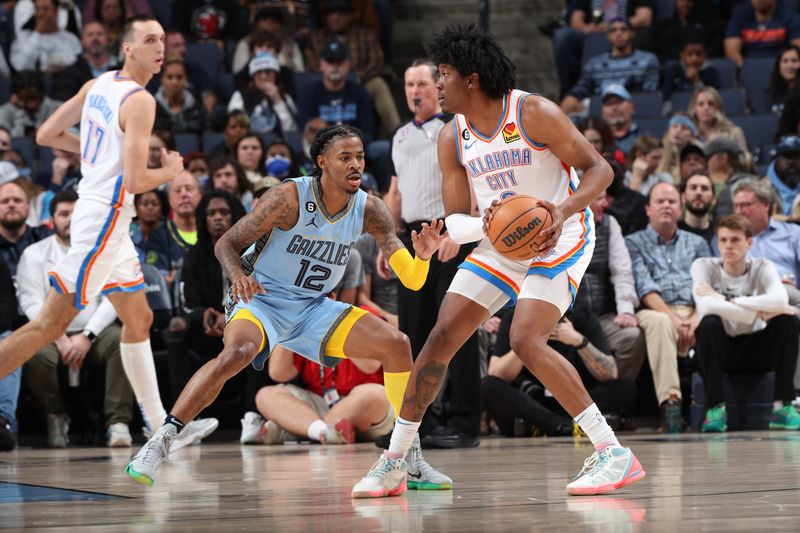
[770,405,800,430]
[701,403,727,433]
[351,453,408,498]
[566,447,646,496]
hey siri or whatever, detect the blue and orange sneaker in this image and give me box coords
[566,447,646,496]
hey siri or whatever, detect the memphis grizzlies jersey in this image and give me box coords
[241,176,367,298]
[77,71,144,215]
[453,89,582,214]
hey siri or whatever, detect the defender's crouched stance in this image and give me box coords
[126,126,450,491]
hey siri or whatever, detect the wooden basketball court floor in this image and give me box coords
[2,431,800,531]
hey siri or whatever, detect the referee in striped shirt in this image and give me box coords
[381,60,481,448]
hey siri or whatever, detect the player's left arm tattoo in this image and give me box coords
[362,194,405,259]
[576,341,618,382]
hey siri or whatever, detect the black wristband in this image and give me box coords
[576,336,589,350]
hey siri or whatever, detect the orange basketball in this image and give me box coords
[486,195,552,260]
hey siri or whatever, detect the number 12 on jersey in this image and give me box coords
[294,259,331,291]
[81,118,106,165]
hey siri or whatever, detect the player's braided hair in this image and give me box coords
[309,125,363,176]
[426,24,516,99]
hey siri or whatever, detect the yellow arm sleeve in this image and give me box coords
[388,248,430,291]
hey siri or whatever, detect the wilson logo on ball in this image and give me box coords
[501,217,542,247]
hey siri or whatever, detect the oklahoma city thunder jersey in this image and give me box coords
[454,89,583,214]
[78,71,144,216]
[240,176,367,299]
[452,89,594,306]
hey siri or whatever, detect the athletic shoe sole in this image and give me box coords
[351,479,407,499]
[125,464,154,487]
[407,479,453,490]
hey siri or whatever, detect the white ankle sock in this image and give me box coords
[774,400,784,410]
[120,340,167,432]
[388,417,421,458]
[575,403,621,451]
[307,419,327,441]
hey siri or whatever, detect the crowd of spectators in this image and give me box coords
[5,0,800,450]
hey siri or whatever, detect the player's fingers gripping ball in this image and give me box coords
[486,194,553,260]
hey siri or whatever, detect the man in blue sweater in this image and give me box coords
[561,17,659,115]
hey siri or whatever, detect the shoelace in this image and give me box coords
[367,456,398,478]
[574,450,615,479]
[138,434,170,467]
[583,450,613,478]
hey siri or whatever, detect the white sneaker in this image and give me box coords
[170,417,219,453]
[406,435,452,490]
[46,414,70,448]
[351,453,408,498]
[125,424,176,486]
[566,447,646,496]
[240,411,266,444]
[107,423,132,447]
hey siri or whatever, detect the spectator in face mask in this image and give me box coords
[264,139,296,180]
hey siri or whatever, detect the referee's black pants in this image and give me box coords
[398,222,481,437]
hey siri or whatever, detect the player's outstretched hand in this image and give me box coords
[534,199,564,257]
[482,199,501,234]
[230,273,266,304]
[411,218,445,260]
[161,148,184,177]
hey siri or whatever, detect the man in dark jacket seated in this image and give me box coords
[482,304,636,437]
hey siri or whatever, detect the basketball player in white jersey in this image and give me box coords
[353,25,645,498]
[0,16,217,448]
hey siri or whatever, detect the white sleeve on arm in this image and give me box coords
[16,244,46,321]
[445,213,485,244]
[733,261,789,312]
[692,258,757,324]
[607,216,638,315]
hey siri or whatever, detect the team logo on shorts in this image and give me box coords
[502,123,521,143]
[306,201,317,213]
[461,129,470,141]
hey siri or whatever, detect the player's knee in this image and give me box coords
[386,328,412,359]
[509,329,548,360]
[140,307,154,329]
[425,323,460,361]
[217,341,258,374]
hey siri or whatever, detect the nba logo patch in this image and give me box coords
[502,123,521,144]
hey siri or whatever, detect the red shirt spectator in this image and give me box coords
[293,355,383,397]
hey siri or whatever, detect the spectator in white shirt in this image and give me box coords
[691,214,800,432]
[10,0,82,73]
[17,190,134,448]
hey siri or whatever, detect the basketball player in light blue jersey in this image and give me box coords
[354,25,645,498]
[0,16,217,450]
[127,125,451,491]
